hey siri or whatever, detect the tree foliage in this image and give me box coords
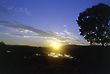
[77,3,110,45]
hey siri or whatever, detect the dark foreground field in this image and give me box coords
[0,44,110,74]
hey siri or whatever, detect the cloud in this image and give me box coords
[0,20,88,45]
[0,21,56,37]
[0,2,31,17]
[0,21,64,46]
[54,30,88,45]
[6,6,31,16]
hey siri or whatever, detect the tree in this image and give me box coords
[0,41,5,46]
[77,3,110,45]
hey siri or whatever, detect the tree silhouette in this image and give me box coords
[77,3,110,45]
[0,41,5,45]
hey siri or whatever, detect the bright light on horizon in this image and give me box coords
[48,38,63,52]
[50,41,62,50]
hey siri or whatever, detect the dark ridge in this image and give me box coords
[0,43,110,74]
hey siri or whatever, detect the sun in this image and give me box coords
[50,41,62,50]
[48,38,63,52]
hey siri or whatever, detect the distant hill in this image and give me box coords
[0,43,110,74]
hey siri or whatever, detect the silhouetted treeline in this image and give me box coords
[77,3,110,45]
[0,43,110,74]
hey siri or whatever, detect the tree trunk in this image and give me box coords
[90,41,93,45]
[101,42,105,46]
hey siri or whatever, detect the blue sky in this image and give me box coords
[0,0,110,46]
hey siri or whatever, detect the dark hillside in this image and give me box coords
[0,44,110,74]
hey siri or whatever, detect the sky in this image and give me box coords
[0,0,110,47]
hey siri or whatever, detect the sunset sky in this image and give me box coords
[0,0,110,46]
